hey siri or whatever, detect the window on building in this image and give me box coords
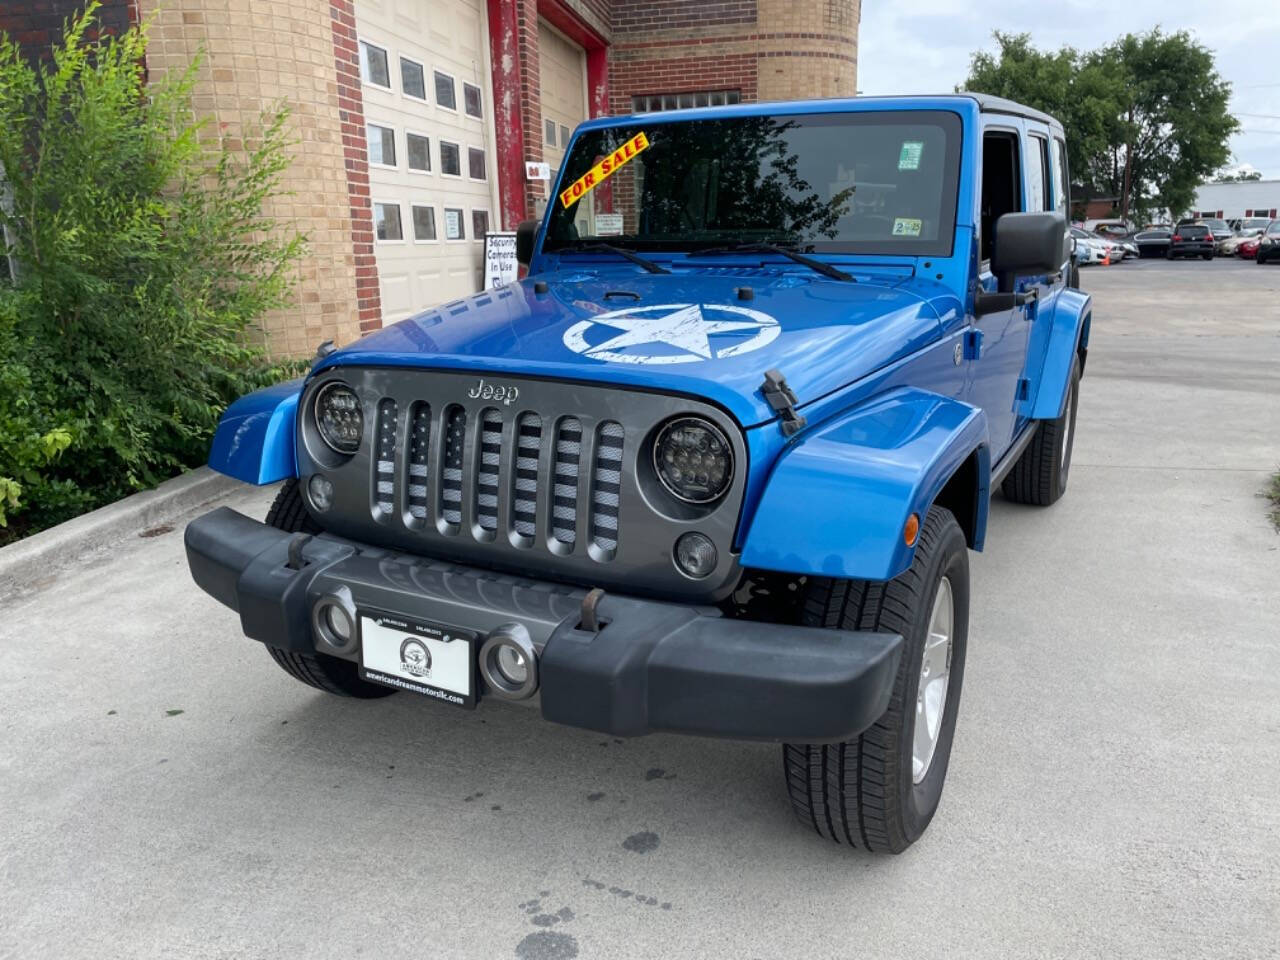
[443,207,465,240]
[434,71,457,110]
[359,41,391,89]
[374,202,403,241]
[468,147,486,181]
[544,119,557,147]
[632,90,740,112]
[412,204,437,241]
[463,82,483,119]
[559,124,570,147]
[407,133,431,172]
[367,123,396,167]
[472,209,489,239]
[440,141,461,177]
[400,58,426,101]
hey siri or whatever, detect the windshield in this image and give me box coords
[543,110,962,257]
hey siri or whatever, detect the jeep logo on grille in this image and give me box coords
[468,378,520,405]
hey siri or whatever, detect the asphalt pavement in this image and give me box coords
[2,257,1278,960]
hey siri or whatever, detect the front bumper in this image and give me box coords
[185,507,903,743]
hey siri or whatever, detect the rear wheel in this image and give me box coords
[1001,356,1081,506]
[782,506,969,854]
[262,479,396,699]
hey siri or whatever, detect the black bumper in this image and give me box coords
[185,506,903,743]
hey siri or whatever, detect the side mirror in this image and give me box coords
[515,220,539,267]
[990,211,1067,292]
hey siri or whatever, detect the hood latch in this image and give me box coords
[760,369,806,437]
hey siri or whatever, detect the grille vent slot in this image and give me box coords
[475,408,503,536]
[512,413,543,545]
[551,417,582,547]
[440,405,466,531]
[590,421,624,557]
[374,399,397,515]
[406,402,430,520]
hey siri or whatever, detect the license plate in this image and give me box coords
[358,609,477,707]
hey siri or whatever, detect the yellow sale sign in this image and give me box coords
[559,131,650,209]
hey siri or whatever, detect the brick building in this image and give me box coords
[1,0,859,355]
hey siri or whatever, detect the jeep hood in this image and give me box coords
[318,269,948,426]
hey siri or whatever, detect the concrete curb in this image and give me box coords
[0,466,241,600]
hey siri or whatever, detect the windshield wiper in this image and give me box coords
[688,242,854,282]
[563,242,670,274]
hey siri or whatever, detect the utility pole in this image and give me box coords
[1120,105,1134,221]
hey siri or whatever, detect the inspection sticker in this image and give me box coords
[560,131,650,209]
[892,217,922,237]
[898,140,924,170]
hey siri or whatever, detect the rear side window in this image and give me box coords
[1051,138,1069,215]
[1027,134,1050,212]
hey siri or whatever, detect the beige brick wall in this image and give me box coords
[755,0,859,102]
[139,0,361,358]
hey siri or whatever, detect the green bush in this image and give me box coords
[0,3,305,541]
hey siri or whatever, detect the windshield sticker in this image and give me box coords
[892,217,922,237]
[560,132,650,209]
[594,212,624,236]
[563,302,781,365]
[898,141,923,171]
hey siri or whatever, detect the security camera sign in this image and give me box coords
[483,231,518,289]
[559,131,649,209]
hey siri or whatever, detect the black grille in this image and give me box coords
[370,402,622,561]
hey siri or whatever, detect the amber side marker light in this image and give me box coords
[904,513,920,547]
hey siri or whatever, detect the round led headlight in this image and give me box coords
[653,417,733,504]
[313,382,363,454]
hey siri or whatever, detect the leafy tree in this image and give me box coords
[961,30,1238,221]
[0,3,305,537]
[1213,169,1262,183]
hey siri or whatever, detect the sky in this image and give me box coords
[856,0,1280,179]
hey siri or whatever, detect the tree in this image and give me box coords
[961,30,1239,222]
[1213,169,1263,183]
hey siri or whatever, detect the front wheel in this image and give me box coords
[783,506,969,854]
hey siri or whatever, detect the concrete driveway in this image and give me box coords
[2,258,1278,960]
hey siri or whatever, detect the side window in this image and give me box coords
[980,130,1023,262]
[1051,138,1069,215]
[1027,135,1050,212]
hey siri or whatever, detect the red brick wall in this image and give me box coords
[0,0,137,61]
[329,0,382,333]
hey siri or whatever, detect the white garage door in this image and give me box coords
[356,0,500,323]
[537,19,589,232]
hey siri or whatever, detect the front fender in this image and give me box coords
[739,387,989,582]
[1028,288,1091,420]
[207,379,303,484]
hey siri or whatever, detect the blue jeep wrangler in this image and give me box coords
[186,94,1089,853]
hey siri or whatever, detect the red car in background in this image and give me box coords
[1238,234,1263,259]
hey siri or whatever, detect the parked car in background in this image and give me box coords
[1232,217,1272,234]
[1133,227,1172,258]
[1253,221,1280,264]
[1179,217,1232,252]
[1118,239,1139,260]
[1070,227,1107,265]
[1168,222,1215,260]
[1083,218,1135,239]
[1220,227,1265,257]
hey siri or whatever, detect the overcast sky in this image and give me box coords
[857,1,1280,179]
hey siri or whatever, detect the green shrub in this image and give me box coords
[0,2,305,540]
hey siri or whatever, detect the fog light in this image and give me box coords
[674,532,717,579]
[324,604,352,643]
[308,473,335,511]
[495,645,528,685]
[310,587,357,654]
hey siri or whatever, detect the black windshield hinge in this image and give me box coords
[760,369,806,437]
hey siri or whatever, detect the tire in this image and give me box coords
[1001,356,1081,506]
[1164,250,1174,260]
[783,506,969,854]
[1202,253,1212,261]
[262,479,396,699]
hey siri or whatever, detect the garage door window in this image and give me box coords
[400,57,427,102]
[443,207,465,240]
[368,123,396,168]
[464,83,483,119]
[435,71,457,111]
[412,205,437,242]
[472,210,489,240]
[468,147,486,181]
[375,202,403,242]
[440,141,461,177]
[359,41,391,89]
[407,133,431,173]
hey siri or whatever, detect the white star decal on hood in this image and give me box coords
[563,303,781,365]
